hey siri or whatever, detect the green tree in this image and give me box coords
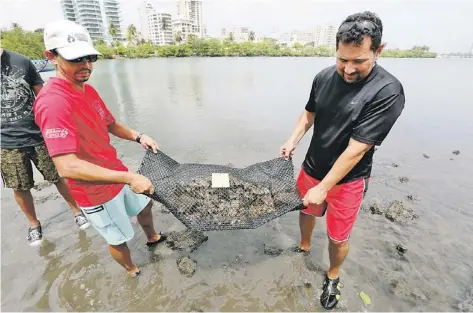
[127,24,137,45]
[109,23,118,39]
[175,31,183,44]
[1,25,45,59]
[0,24,440,60]
[248,31,255,42]
[94,38,106,46]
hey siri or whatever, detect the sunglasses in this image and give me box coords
[338,20,379,34]
[66,55,98,63]
[50,49,98,63]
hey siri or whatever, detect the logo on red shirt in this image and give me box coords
[45,128,68,139]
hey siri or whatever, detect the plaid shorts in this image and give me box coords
[0,142,61,191]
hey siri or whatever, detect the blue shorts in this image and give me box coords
[80,185,152,246]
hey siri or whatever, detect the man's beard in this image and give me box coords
[343,72,361,84]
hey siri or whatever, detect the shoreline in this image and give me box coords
[103,54,440,60]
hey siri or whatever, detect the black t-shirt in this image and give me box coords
[302,63,405,184]
[1,49,45,149]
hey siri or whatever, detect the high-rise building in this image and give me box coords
[175,0,204,38]
[313,25,336,48]
[138,1,153,42]
[138,1,173,45]
[60,0,124,42]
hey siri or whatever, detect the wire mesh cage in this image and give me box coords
[137,150,304,231]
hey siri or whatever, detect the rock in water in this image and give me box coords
[395,243,408,255]
[177,256,197,277]
[399,176,409,183]
[263,244,283,256]
[458,289,473,312]
[452,150,460,155]
[370,201,384,215]
[166,229,208,252]
[406,195,420,202]
[385,200,418,223]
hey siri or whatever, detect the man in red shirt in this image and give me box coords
[34,20,167,277]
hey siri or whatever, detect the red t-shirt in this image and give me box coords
[34,77,128,207]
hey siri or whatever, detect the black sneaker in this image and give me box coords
[320,275,341,310]
[75,211,90,230]
[27,225,43,246]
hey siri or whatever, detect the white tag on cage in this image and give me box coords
[212,173,230,188]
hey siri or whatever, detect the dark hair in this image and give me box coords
[336,11,383,52]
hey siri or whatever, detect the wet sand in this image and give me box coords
[2,151,472,311]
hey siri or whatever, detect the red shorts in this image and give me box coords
[296,168,368,242]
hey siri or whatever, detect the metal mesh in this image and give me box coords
[137,150,304,231]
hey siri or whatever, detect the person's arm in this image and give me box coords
[107,121,140,142]
[32,84,43,96]
[317,138,372,191]
[108,121,159,153]
[95,95,159,153]
[281,77,317,159]
[52,153,134,184]
[34,93,154,193]
[26,58,44,96]
[287,109,315,145]
[51,153,153,193]
[34,93,132,183]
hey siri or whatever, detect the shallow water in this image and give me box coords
[2,57,473,311]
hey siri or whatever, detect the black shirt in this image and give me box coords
[302,63,405,184]
[1,49,45,149]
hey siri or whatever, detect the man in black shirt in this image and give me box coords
[1,49,90,246]
[280,11,405,310]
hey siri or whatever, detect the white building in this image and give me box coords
[290,31,314,46]
[175,0,204,38]
[314,25,336,48]
[172,18,194,43]
[138,1,153,42]
[60,0,124,42]
[138,1,173,45]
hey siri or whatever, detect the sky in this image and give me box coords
[1,0,472,53]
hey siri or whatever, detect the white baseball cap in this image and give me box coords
[44,20,101,60]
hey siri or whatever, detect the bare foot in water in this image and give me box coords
[127,265,141,277]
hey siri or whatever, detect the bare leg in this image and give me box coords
[327,237,349,278]
[299,211,316,251]
[54,178,81,215]
[108,243,140,276]
[14,190,40,228]
[136,201,160,242]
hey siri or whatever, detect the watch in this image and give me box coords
[135,132,144,143]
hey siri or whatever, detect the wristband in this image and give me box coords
[136,133,143,143]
